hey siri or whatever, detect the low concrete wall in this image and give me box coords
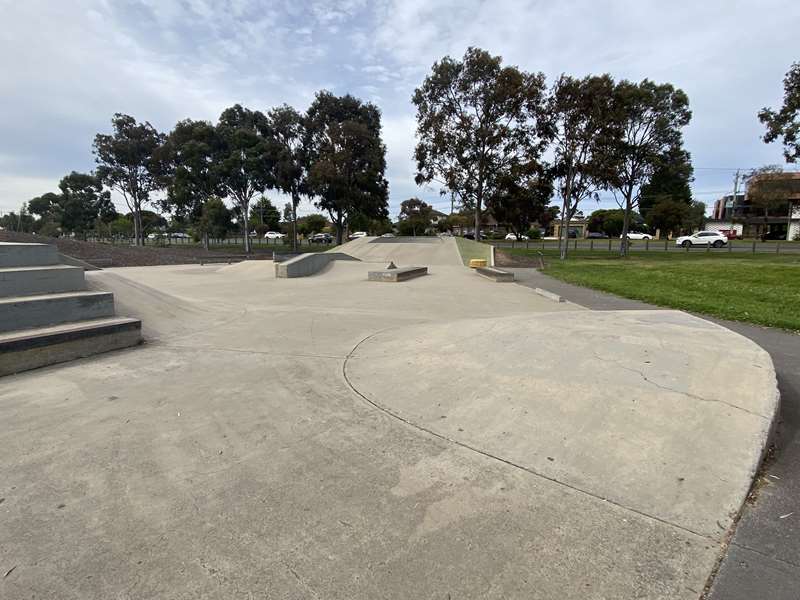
[275,252,359,278]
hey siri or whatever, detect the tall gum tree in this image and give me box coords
[265,105,307,251]
[413,47,549,240]
[610,80,691,255]
[214,105,272,254]
[305,91,388,244]
[547,74,621,259]
[158,119,222,249]
[94,114,165,246]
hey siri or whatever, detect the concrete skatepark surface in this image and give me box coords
[0,237,779,599]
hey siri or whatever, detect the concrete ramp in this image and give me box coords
[336,236,462,266]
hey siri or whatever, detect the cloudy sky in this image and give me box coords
[1,0,798,219]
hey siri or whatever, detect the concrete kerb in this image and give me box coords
[533,287,565,303]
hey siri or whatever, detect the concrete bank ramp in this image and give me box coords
[345,309,778,540]
[336,236,462,266]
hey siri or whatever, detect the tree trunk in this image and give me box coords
[203,232,209,251]
[619,194,632,257]
[336,214,344,245]
[474,183,483,244]
[291,193,299,252]
[559,198,569,260]
[241,199,251,254]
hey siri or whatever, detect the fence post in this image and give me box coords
[573,238,577,250]
[752,241,756,254]
[526,240,529,249]
[664,240,668,252]
[590,239,594,251]
[776,243,780,254]
[728,240,732,252]
[541,239,545,251]
[645,239,649,251]
[608,239,612,252]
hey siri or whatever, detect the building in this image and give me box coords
[705,172,800,240]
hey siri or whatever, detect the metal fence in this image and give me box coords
[487,238,800,254]
[84,235,329,247]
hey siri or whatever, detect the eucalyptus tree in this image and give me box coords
[305,91,388,244]
[413,47,550,240]
[214,104,272,253]
[546,74,621,259]
[57,171,116,238]
[487,163,554,238]
[94,114,165,245]
[609,80,691,255]
[159,119,222,249]
[265,104,307,251]
[760,62,800,163]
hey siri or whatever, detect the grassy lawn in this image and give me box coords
[455,236,492,266]
[506,249,800,331]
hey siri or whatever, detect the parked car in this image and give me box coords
[309,232,333,244]
[264,231,286,240]
[675,231,728,248]
[170,232,190,239]
[349,231,368,239]
[380,232,396,238]
[504,233,529,241]
[586,231,608,239]
[620,232,653,240]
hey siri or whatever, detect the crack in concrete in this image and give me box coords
[591,351,768,420]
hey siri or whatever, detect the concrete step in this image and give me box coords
[0,265,86,297]
[0,291,115,333]
[0,242,60,268]
[0,317,142,376]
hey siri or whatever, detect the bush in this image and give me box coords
[527,228,542,240]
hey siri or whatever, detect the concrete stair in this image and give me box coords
[0,242,141,376]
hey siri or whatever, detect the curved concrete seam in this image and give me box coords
[341,328,716,543]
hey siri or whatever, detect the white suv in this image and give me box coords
[675,231,728,248]
[264,231,286,240]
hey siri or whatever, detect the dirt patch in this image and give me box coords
[494,249,541,268]
[0,231,274,267]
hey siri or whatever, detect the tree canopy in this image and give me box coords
[413,47,549,241]
[305,91,388,244]
[760,62,800,163]
[608,79,691,255]
[548,74,622,258]
[94,113,165,245]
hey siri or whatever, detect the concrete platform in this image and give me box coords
[0,264,86,297]
[368,266,427,282]
[0,291,115,332]
[0,317,142,376]
[0,256,778,599]
[0,241,59,268]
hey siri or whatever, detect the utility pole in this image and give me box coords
[730,170,740,237]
